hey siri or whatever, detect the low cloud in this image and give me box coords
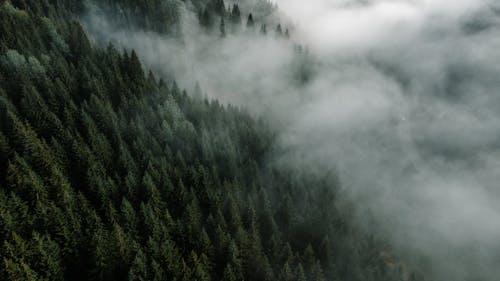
[84,1,500,279]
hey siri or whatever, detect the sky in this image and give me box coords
[84,1,500,279]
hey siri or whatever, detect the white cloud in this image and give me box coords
[84,1,500,279]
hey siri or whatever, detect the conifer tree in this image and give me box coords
[220,17,226,38]
[128,249,148,281]
[222,264,237,281]
[200,9,213,28]
[0,2,425,281]
[296,264,307,281]
[310,261,326,281]
[260,24,267,35]
[279,262,294,281]
[246,14,254,28]
[230,4,241,25]
[212,0,226,16]
[276,24,283,36]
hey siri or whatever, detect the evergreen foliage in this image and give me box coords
[0,1,420,281]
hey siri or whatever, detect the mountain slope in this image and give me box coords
[0,1,419,281]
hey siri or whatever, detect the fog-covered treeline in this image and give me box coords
[0,1,415,281]
[84,0,500,280]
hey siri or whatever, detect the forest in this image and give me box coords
[0,0,427,280]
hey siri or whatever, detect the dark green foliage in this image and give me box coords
[247,13,254,28]
[0,1,420,281]
[94,0,181,34]
[200,8,214,28]
[276,24,283,36]
[198,0,229,30]
[220,17,226,38]
[260,24,267,35]
[230,4,241,25]
[211,0,226,16]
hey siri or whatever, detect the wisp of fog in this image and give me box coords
[84,0,500,279]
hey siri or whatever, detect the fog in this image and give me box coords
[276,2,500,279]
[84,1,500,279]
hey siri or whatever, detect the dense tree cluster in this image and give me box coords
[0,1,422,281]
[197,0,289,38]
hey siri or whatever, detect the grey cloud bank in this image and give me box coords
[85,0,500,279]
[277,1,500,279]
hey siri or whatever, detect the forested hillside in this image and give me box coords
[0,0,419,280]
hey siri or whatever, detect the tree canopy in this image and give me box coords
[0,1,422,281]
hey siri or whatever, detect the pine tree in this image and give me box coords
[246,14,254,29]
[150,259,166,281]
[128,50,145,86]
[310,261,326,281]
[276,24,283,36]
[260,24,267,35]
[296,263,307,281]
[303,244,316,272]
[32,232,64,281]
[92,227,111,280]
[128,249,148,281]
[220,17,226,38]
[230,4,241,25]
[0,2,422,281]
[227,240,243,280]
[190,251,211,281]
[212,0,226,16]
[67,21,91,63]
[0,132,10,182]
[279,262,293,281]
[200,9,213,28]
[120,198,138,237]
[222,264,237,281]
